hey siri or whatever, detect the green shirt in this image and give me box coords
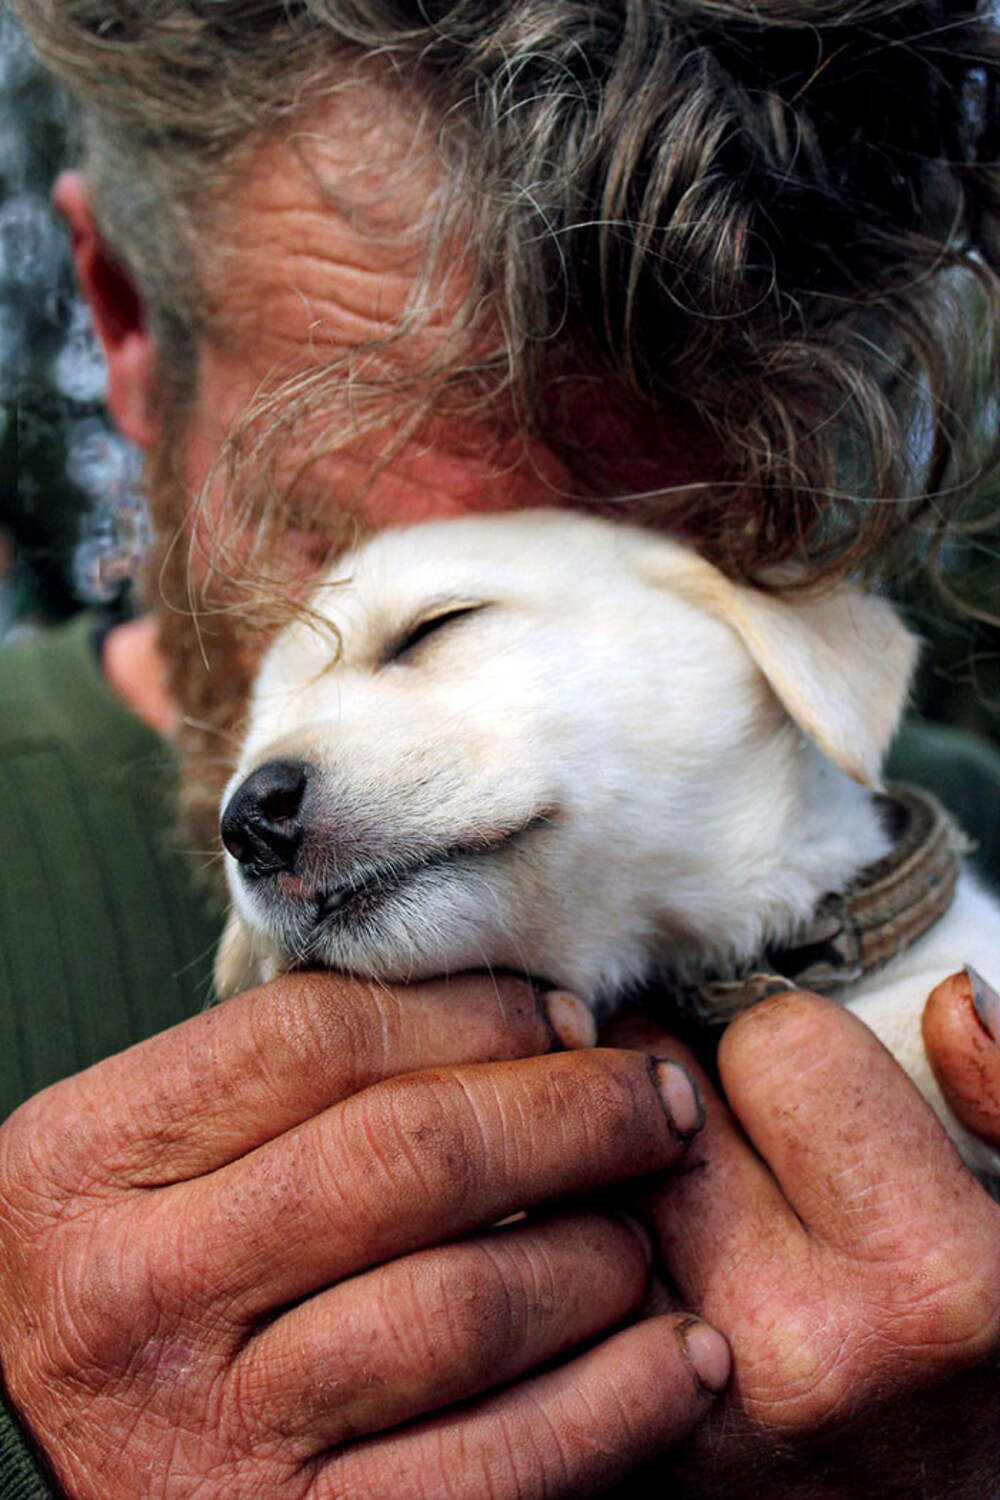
[0,613,222,1119]
[0,613,998,1496]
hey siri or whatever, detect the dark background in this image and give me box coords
[2,1,1000,744]
[0,1,146,641]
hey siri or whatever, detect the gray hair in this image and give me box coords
[12,0,1000,587]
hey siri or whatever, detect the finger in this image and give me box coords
[923,968,1000,1147]
[716,990,990,1255]
[602,1010,803,1305]
[45,972,593,1187]
[230,1211,653,1457]
[315,1314,729,1500]
[181,1049,703,1316]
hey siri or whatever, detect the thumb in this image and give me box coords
[922,967,1000,1147]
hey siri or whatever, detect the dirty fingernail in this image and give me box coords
[542,990,597,1050]
[967,965,1000,1043]
[653,1059,704,1139]
[680,1319,732,1395]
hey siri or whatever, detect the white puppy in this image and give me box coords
[216,509,1000,1182]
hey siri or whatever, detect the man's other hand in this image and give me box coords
[607,992,1000,1500]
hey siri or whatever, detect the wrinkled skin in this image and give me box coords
[607,990,1000,1499]
[0,973,728,1500]
[2,980,998,1497]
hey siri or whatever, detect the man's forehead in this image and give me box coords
[198,78,448,368]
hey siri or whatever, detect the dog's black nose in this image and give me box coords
[221,760,309,874]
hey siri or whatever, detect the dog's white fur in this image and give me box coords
[217,509,1000,1181]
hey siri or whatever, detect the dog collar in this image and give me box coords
[678,784,971,1026]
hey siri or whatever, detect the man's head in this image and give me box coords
[20,1,1000,549]
[12,1,1000,849]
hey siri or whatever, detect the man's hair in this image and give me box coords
[14,0,1000,589]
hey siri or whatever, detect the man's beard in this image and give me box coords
[142,437,360,892]
[144,494,258,893]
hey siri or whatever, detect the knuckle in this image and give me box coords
[347,1071,486,1211]
[254,972,388,1096]
[722,1277,863,1434]
[0,1115,53,1248]
[328,1422,524,1500]
[391,1243,524,1377]
[742,1340,858,1435]
[0,1074,159,1203]
[735,1230,1000,1438]
[22,1198,223,1403]
[486,1406,566,1497]
[0,1086,91,1209]
[30,1219,161,1390]
[0,1102,136,1354]
[884,1234,1000,1361]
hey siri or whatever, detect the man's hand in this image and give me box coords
[923,966,1000,1147]
[0,973,727,1500]
[607,992,1000,1499]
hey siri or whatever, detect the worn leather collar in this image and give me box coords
[677,784,971,1026]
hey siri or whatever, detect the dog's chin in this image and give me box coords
[229,844,538,987]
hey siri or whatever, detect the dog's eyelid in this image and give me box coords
[383,602,490,664]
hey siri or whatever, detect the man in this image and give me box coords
[2,3,1000,1496]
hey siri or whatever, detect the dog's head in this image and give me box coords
[215,510,918,1007]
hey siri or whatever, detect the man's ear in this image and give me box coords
[53,170,161,449]
[632,536,919,788]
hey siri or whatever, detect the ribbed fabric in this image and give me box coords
[0,613,222,1117]
[0,1397,54,1500]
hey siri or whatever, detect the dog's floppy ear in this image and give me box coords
[635,540,919,787]
[214,912,277,1001]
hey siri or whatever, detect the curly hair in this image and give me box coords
[13,0,1000,588]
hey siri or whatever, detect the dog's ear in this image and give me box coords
[214,912,276,1001]
[635,541,919,787]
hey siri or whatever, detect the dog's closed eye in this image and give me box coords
[383,603,489,665]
